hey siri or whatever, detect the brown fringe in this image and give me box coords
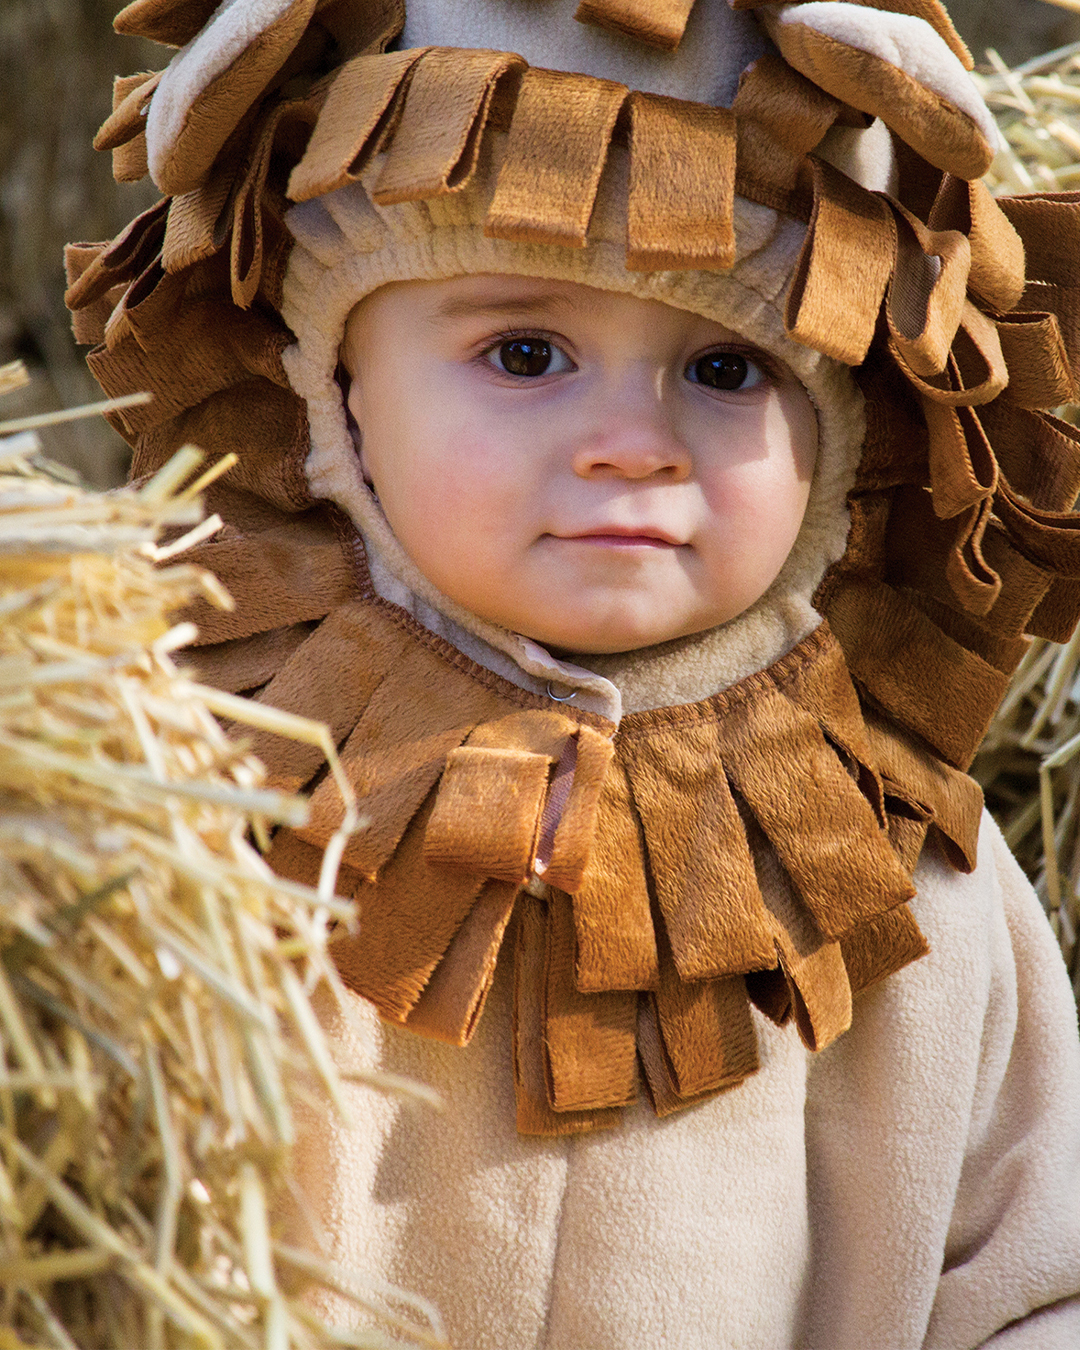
[573,0,696,52]
[239,590,954,1135]
[114,0,221,47]
[486,67,627,248]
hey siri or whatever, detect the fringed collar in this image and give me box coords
[242,582,983,1136]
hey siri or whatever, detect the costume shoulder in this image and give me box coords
[803,809,1080,1348]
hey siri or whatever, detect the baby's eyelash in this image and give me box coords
[479,327,560,352]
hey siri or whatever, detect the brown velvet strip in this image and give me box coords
[95,71,163,152]
[113,131,149,184]
[1018,281,1080,392]
[64,245,123,347]
[114,0,221,47]
[997,311,1076,410]
[1030,577,1080,645]
[513,898,622,1135]
[464,708,580,758]
[929,176,1025,313]
[485,66,627,248]
[190,622,315,697]
[542,727,615,893]
[244,608,413,789]
[287,48,428,202]
[650,926,760,1099]
[569,756,659,994]
[162,170,234,274]
[741,786,849,1053]
[372,48,525,205]
[733,54,841,207]
[780,938,852,1052]
[403,878,520,1045]
[574,0,696,51]
[424,746,549,882]
[786,158,894,365]
[978,533,1059,643]
[863,706,983,870]
[823,577,1010,768]
[901,304,1008,415]
[998,192,1080,289]
[626,92,736,271]
[332,790,489,1022]
[619,723,775,981]
[994,476,1080,579]
[921,396,996,520]
[89,279,294,433]
[981,403,1080,514]
[945,493,1001,617]
[782,629,881,804]
[266,825,360,896]
[229,102,297,308]
[312,0,405,58]
[731,0,972,70]
[64,199,170,312]
[133,381,310,514]
[720,686,914,939]
[886,205,971,381]
[840,903,929,996]
[302,651,513,876]
[543,889,638,1112]
[180,517,355,646]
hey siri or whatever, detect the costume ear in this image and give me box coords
[760,2,998,180]
[141,0,404,196]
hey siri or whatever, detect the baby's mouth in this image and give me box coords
[555,526,682,548]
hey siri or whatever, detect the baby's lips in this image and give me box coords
[554,525,684,546]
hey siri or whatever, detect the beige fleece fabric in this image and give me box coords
[289,812,1080,1348]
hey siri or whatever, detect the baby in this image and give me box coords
[69,0,1080,1344]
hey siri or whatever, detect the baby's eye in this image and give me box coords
[685,350,767,392]
[487,337,574,378]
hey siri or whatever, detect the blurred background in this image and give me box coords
[3,0,1080,486]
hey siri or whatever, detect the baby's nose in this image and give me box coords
[571,372,691,481]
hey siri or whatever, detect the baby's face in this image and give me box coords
[341,275,817,654]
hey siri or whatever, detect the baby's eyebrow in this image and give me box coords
[430,292,579,324]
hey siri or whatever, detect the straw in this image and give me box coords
[0,366,445,1349]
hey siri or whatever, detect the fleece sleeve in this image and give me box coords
[922,817,1080,1349]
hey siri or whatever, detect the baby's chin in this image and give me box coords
[516,612,734,658]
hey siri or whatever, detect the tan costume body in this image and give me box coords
[295,814,1080,1350]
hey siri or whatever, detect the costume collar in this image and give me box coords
[249,562,983,1135]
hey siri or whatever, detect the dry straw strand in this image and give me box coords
[0,365,446,1349]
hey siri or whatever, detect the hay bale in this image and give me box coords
[0,364,445,1349]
